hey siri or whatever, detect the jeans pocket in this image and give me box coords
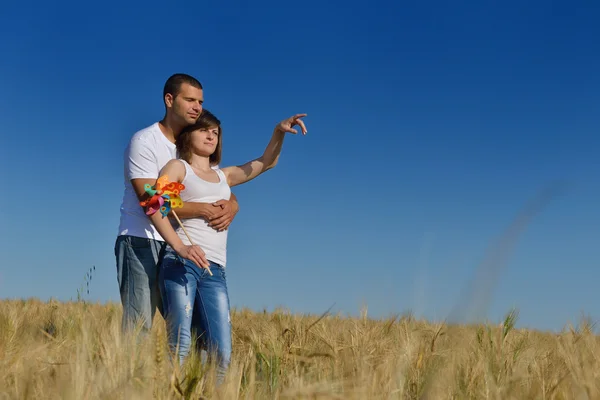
[128,235,151,249]
[198,266,209,279]
[214,266,226,283]
[162,251,182,269]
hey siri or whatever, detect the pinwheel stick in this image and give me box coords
[170,210,213,276]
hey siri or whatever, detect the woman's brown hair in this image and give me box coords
[176,109,222,166]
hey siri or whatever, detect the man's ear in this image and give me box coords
[164,93,174,108]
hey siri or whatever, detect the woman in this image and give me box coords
[146,109,308,381]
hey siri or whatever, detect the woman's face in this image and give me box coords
[191,126,219,156]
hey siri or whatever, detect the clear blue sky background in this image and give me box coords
[1,0,598,332]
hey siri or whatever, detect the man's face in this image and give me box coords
[166,83,204,125]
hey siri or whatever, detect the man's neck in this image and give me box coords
[158,116,184,143]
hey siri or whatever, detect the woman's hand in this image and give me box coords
[275,113,308,135]
[173,243,210,270]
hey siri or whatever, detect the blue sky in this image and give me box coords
[1,0,598,332]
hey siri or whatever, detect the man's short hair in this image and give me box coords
[163,73,203,100]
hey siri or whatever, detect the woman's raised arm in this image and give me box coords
[222,113,308,187]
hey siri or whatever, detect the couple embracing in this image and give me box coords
[114,73,307,381]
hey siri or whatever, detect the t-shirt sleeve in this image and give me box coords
[126,137,158,180]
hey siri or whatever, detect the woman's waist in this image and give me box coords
[180,194,231,203]
[162,246,226,270]
[176,222,228,245]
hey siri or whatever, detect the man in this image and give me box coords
[115,73,240,333]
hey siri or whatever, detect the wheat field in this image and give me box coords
[1,298,599,399]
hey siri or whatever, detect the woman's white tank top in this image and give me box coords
[176,159,231,267]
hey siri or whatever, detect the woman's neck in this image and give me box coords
[188,154,212,171]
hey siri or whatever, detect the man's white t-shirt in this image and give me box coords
[118,122,176,241]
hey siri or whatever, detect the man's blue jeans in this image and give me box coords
[114,235,166,333]
[159,249,232,382]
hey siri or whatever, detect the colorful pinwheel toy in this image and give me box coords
[140,175,212,275]
[140,175,185,218]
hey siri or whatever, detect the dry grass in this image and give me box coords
[1,298,599,399]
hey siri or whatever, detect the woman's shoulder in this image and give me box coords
[211,164,226,175]
[160,159,187,180]
[210,165,229,180]
[165,158,187,169]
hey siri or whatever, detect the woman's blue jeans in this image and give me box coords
[159,249,232,382]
